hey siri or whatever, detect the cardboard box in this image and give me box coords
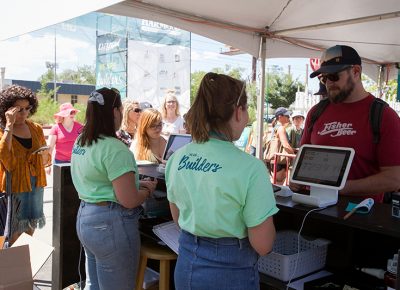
[0,233,54,290]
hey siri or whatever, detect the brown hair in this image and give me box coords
[134,108,162,161]
[161,90,181,118]
[185,72,247,143]
[78,87,122,146]
[0,85,38,126]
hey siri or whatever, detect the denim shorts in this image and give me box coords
[175,230,260,290]
[15,176,45,233]
[76,201,142,290]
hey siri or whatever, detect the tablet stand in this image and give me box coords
[292,186,338,208]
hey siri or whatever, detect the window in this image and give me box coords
[71,95,78,105]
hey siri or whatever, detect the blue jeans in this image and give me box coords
[76,201,142,290]
[175,230,260,290]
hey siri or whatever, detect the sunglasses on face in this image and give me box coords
[319,66,353,85]
[149,122,162,130]
[70,111,77,116]
[133,108,142,113]
[17,105,33,113]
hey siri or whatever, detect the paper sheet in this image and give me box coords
[152,221,180,254]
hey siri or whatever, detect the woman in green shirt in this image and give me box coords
[166,73,278,290]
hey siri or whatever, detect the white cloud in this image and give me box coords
[0,33,95,81]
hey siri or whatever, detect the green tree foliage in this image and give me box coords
[190,65,246,105]
[58,65,96,84]
[362,74,398,101]
[266,72,304,109]
[30,97,59,125]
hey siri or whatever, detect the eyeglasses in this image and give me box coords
[70,111,77,116]
[166,100,176,104]
[319,66,353,85]
[17,105,33,113]
[133,108,142,113]
[149,122,163,130]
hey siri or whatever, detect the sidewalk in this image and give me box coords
[32,171,53,290]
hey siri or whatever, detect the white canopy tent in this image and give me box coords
[101,0,400,158]
[2,0,400,157]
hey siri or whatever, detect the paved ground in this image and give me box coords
[32,171,54,290]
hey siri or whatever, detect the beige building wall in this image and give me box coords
[57,94,89,106]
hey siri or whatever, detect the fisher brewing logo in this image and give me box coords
[318,121,356,137]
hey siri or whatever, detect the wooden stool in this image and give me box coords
[135,241,177,290]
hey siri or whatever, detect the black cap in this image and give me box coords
[314,82,327,96]
[310,45,361,78]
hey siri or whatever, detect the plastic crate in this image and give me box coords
[258,231,330,281]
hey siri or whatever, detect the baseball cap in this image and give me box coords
[291,110,305,119]
[140,101,153,109]
[314,82,327,96]
[275,107,291,118]
[310,45,361,78]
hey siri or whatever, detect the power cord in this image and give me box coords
[285,206,327,290]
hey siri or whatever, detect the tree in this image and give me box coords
[38,64,96,85]
[362,74,398,101]
[58,65,96,84]
[37,68,59,99]
[190,66,246,105]
[266,72,304,109]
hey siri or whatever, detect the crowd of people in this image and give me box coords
[0,44,398,289]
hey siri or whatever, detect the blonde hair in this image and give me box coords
[161,90,180,118]
[121,100,140,131]
[134,108,162,162]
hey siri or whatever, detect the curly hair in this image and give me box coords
[0,85,38,126]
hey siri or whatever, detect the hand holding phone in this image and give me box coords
[31,145,50,155]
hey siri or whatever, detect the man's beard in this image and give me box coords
[327,76,355,103]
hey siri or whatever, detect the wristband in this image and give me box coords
[3,128,10,132]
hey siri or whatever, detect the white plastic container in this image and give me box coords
[258,231,330,281]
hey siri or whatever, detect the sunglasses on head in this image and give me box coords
[133,108,142,113]
[17,105,33,113]
[319,66,353,85]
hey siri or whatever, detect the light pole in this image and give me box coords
[45,61,58,101]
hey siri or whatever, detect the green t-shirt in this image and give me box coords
[166,138,278,239]
[71,136,138,203]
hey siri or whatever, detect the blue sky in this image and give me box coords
[0,12,319,92]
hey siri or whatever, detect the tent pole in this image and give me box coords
[256,36,266,160]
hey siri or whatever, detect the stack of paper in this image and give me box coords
[152,221,180,254]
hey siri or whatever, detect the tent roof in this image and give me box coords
[101,0,400,79]
[1,0,399,79]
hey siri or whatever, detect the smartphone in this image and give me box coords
[31,145,50,154]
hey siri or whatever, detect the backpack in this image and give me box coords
[307,97,388,144]
[308,97,394,203]
[263,124,291,165]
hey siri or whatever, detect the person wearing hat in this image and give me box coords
[265,107,295,184]
[295,45,400,202]
[288,110,305,149]
[314,82,327,97]
[46,103,83,173]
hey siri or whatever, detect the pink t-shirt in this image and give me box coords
[49,121,83,162]
[301,94,400,202]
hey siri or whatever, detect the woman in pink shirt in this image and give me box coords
[46,103,83,173]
